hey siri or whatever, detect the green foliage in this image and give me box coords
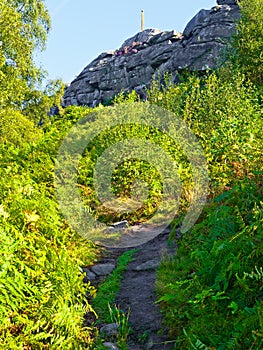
[22,79,65,123]
[1,0,262,347]
[77,120,175,224]
[0,108,42,145]
[113,89,140,104]
[157,179,263,349]
[108,304,131,350]
[62,68,262,279]
[149,5,263,345]
[0,0,51,109]
[0,226,95,349]
[0,1,65,130]
[232,0,263,86]
[92,250,136,322]
[148,71,263,192]
[0,108,101,348]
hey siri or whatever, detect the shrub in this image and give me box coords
[0,109,42,146]
[0,108,100,348]
[157,179,263,349]
[148,72,263,192]
[232,0,263,86]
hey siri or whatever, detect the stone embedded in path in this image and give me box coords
[105,220,129,234]
[133,259,160,271]
[110,220,129,230]
[111,220,129,229]
[90,263,115,276]
[100,323,119,336]
[82,268,96,282]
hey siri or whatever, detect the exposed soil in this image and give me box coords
[98,225,178,349]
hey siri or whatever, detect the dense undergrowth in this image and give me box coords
[157,179,263,349]
[153,1,263,346]
[149,69,262,349]
[0,0,262,348]
[0,110,103,349]
[1,70,259,348]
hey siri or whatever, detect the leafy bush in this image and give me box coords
[148,72,263,192]
[157,179,263,349]
[0,109,42,145]
[152,2,263,345]
[0,108,101,349]
[0,225,95,349]
[0,0,50,110]
[232,0,263,86]
[77,119,177,224]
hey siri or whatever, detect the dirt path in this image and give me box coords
[111,226,177,349]
[86,224,178,349]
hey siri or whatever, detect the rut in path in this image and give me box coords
[112,226,177,350]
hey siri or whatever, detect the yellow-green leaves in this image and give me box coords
[0,0,50,109]
[0,108,42,145]
[233,0,263,85]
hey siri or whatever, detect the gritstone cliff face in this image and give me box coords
[63,0,240,107]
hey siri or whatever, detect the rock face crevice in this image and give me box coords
[63,0,239,107]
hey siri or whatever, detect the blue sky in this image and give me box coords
[38,0,217,84]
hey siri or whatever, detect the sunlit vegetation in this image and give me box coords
[154,1,263,348]
[0,0,262,348]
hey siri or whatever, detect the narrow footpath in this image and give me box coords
[85,225,178,349]
[114,227,176,349]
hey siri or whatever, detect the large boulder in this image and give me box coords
[217,0,237,4]
[63,2,240,107]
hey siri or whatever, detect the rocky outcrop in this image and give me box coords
[63,0,240,107]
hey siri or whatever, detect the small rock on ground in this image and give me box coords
[132,259,159,271]
[100,323,119,336]
[91,263,115,276]
[111,220,129,229]
[82,269,96,282]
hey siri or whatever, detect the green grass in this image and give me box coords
[92,250,136,350]
[92,250,136,323]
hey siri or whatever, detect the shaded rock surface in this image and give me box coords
[90,263,115,276]
[63,0,240,107]
[100,323,119,336]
